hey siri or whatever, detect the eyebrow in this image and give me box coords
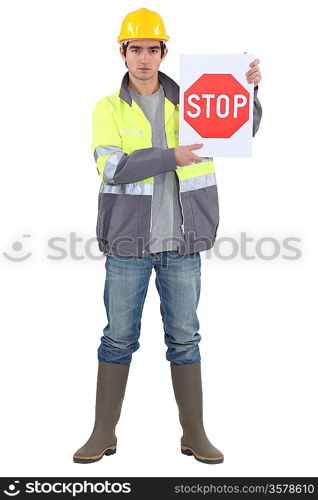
[128,45,161,50]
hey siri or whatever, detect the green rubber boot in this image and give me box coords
[171,362,224,464]
[73,361,130,463]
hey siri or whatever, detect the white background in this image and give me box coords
[1,0,317,478]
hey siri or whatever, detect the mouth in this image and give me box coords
[138,68,151,72]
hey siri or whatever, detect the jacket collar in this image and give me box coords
[119,70,179,106]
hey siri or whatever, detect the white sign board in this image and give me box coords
[179,54,255,157]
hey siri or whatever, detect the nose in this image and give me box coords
[140,50,150,65]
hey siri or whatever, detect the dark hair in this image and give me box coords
[122,40,166,68]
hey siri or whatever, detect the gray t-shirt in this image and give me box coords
[129,83,184,253]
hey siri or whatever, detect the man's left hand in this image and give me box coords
[245,58,262,87]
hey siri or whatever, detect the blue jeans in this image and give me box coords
[98,250,202,365]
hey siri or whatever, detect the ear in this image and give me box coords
[161,47,168,61]
[119,46,126,62]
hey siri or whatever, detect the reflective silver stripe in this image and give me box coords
[93,146,124,183]
[103,151,124,183]
[180,172,217,193]
[176,156,214,170]
[120,130,143,135]
[94,146,121,161]
[100,181,153,196]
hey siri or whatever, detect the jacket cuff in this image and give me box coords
[162,147,177,172]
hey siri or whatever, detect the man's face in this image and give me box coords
[120,38,168,81]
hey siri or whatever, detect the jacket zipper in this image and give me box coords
[176,171,185,236]
[149,189,153,232]
[172,123,185,237]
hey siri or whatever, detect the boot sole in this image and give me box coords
[73,445,117,464]
[181,446,224,464]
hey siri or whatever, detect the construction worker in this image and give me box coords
[73,7,262,465]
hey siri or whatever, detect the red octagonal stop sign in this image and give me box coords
[184,74,250,138]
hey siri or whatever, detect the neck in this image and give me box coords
[128,71,160,96]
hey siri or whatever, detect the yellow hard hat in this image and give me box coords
[117,7,170,43]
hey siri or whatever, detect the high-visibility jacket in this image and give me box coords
[92,71,262,257]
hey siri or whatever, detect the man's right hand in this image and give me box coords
[174,144,203,166]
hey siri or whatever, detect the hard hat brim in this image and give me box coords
[117,37,169,44]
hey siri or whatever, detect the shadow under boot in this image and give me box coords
[73,361,130,464]
[171,362,224,464]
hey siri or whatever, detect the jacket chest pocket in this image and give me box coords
[120,129,145,153]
